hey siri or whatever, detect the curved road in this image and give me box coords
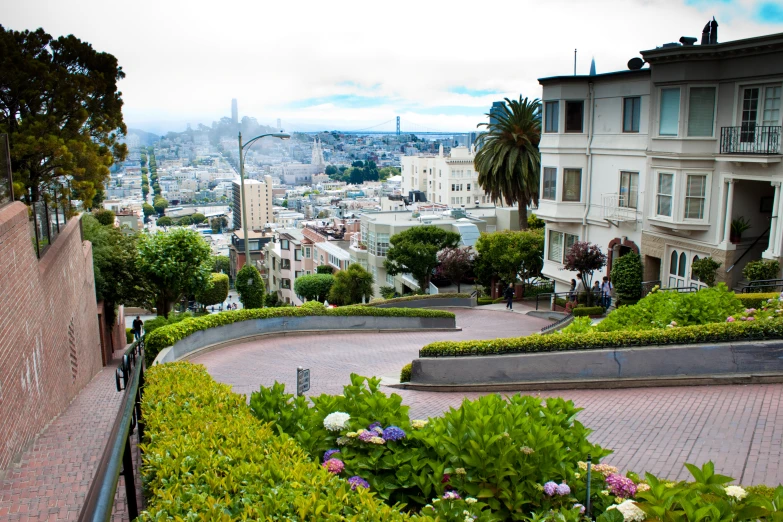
[193,307,783,486]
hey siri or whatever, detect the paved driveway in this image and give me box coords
[193,307,783,486]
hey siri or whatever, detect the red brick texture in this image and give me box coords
[0,202,103,472]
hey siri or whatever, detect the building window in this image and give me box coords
[659,88,680,136]
[281,278,291,289]
[656,173,674,217]
[548,230,579,263]
[281,239,290,250]
[295,270,303,279]
[687,87,716,137]
[294,249,302,261]
[304,247,311,258]
[272,257,276,270]
[565,101,584,132]
[467,184,471,191]
[386,272,395,285]
[562,169,582,202]
[619,171,638,209]
[542,168,557,200]
[281,259,291,269]
[376,233,390,256]
[623,97,641,133]
[545,101,559,132]
[763,86,782,126]
[684,174,707,219]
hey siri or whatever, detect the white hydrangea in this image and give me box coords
[607,500,646,522]
[725,485,747,500]
[323,411,351,431]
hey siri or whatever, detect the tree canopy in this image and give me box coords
[329,264,374,305]
[294,274,334,302]
[196,273,229,308]
[384,226,460,291]
[136,228,212,318]
[236,264,264,309]
[564,241,607,290]
[474,229,544,287]
[474,96,541,230]
[436,247,474,293]
[0,26,127,206]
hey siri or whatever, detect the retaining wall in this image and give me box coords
[371,297,476,309]
[409,339,783,387]
[154,314,457,365]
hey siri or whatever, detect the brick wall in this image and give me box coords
[0,202,103,471]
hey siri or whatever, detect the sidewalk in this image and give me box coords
[0,351,130,521]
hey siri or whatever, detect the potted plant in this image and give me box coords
[730,216,751,244]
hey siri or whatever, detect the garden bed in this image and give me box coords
[366,293,475,308]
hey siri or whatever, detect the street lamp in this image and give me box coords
[238,131,290,263]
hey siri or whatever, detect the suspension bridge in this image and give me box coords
[296,117,474,136]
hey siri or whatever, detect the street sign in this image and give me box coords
[296,366,310,396]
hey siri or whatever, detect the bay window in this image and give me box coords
[656,173,674,217]
[562,169,582,202]
[684,174,707,220]
[687,87,716,137]
[548,230,579,264]
[659,88,681,136]
[542,168,557,200]
[545,101,559,133]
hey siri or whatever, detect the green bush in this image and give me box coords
[691,256,721,287]
[379,285,397,299]
[477,297,494,306]
[736,292,780,309]
[611,252,643,301]
[195,273,229,307]
[155,216,173,227]
[743,259,780,285]
[364,293,471,306]
[139,364,417,521]
[125,328,134,344]
[93,209,115,226]
[419,316,783,357]
[236,264,264,309]
[316,264,334,274]
[572,306,604,317]
[559,316,593,334]
[146,306,455,365]
[300,300,325,311]
[294,273,334,302]
[400,363,412,383]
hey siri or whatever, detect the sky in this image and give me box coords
[2,0,783,135]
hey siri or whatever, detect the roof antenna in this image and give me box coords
[574,49,577,75]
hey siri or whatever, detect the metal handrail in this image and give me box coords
[726,227,771,274]
[78,340,145,522]
[535,290,609,310]
[739,279,783,293]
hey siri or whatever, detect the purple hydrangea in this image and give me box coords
[322,458,345,474]
[574,503,586,514]
[606,473,637,498]
[368,422,382,431]
[443,491,461,500]
[358,430,376,442]
[381,426,406,441]
[543,481,558,496]
[556,483,571,496]
[348,475,370,490]
[323,449,341,462]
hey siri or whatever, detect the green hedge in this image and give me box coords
[400,362,412,383]
[125,328,134,344]
[477,297,494,306]
[364,293,471,306]
[419,317,783,357]
[736,292,780,309]
[146,306,455,365]
[139,363,418,520]
[572,306,604,317]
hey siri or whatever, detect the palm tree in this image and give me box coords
[474,96,541,230]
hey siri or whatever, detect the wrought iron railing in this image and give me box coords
[534,291,610,310]
[28,182,72,258]
[640,280,661,298]
[720,125,781,155]
[78,340,145,521]
[737,279,783,293]
[0,134,13,208]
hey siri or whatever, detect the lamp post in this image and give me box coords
[238,132,290,263]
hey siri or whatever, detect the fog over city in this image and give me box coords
[3,0,783,134]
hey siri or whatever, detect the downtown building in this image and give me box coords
[536,28,783,292]
[231,175,274,231]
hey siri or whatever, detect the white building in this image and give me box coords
[232,175,274,231]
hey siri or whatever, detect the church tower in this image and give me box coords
[311,137,325,166]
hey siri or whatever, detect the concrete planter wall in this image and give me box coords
[372,297,476,309]
[408,339,783,388]
[153,315,457,365]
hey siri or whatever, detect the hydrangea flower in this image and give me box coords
[347,475,370,490]
[368,436,385,444]
[465,497,477,504]
[747,316,755,321]
[594,463,619,475]
[543,481,558,496]
[455,467,467,475]
[520,446,535,455]
[323,449,341,462]
[727,316,736,323]
[322,458,344,474]
[358,430,376,442]
[382,426,406,441]
[725,485,747,500]
[323,412,351,431]
[336,436,350,446]
[606,474,637,498]
[607,500,645,522]
[556,483,571,496]
[368,422,382,431]
[574,503,586,514]
[411,419,428,429]
[745,308,756,315]
[443,491,461,500]
[636,483,651,493]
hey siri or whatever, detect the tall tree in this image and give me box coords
[436,247,474,293]
[0,26,127,206]
[474,96,541,230]
[384,226,461,292]
[474,230,544,289]
[236,264,265,309]
[564,241,607,291]
[328,264,374,305]
[294,274,334,302]
[136,228,212,318]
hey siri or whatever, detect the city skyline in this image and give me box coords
[3,0,783,135]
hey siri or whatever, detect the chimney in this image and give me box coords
[701,21,710,45]
[709,17,718,44]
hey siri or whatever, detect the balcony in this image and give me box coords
[720,126,781,155]
[601,193,638,226]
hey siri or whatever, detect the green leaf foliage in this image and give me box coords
[384,226,460,291]
[139,363,419,521]
[195,273,229,307]
[190,212,206,224]
[400,363,412,383]
[363,293,471,306]
[474,229,544,287]
[743,259,781,288]
[294,273,334,302]
[610,252,643,301]
[235,264,265,309]
[736,292,780,309]
[125,328,133,344]
[154,216,172,226]
[572,306,604,317]
[329,263,374,305]
[92,209,115,226]
[691,256,721,287]
[210,254,230,276]
[316,264,334,274]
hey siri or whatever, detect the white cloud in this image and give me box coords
[2,0,782,132]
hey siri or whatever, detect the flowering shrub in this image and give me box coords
[323,411,351,431]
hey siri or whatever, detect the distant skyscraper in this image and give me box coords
[489,101,505,125]
[276,118,282,129]
[231,99,238,125]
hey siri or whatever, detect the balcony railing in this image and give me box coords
[601,193,638,223]
[720,125,781,155]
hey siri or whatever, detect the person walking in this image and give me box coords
[132,316,143,341]
[601,276,614,310]
[569,279,577,302]
[575,273,586,304]
[504,283,515,311]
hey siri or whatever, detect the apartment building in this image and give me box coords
[401,146,495,207]
[264,229,316,305]
[231,175,274,231]
[537,28,783,291]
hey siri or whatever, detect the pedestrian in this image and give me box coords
[601,276,614,310]
[575,273,586,304]
[569,279,577,302]
[592,281,601,305]
[132,315,143,341]
[233,302,237,310]
[504,283,515,311]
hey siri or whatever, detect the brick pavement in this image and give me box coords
[0,351,140,522]
[194,307,783,486]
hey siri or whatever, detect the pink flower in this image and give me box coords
[726,316,735,323]
[745,308,756,315]
[747,316,755,321]
[322,458,345,474]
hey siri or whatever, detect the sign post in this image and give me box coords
[296,366,310,396]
